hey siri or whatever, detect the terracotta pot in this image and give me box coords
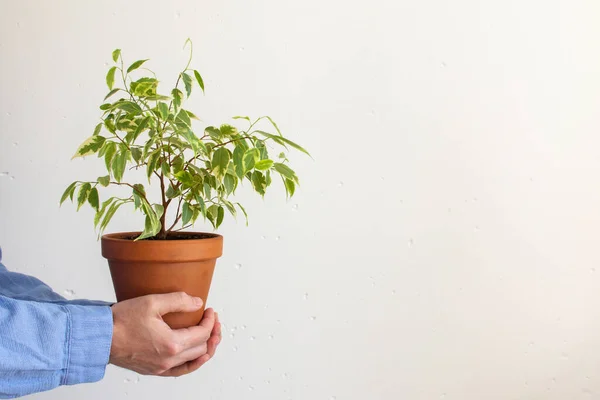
[101,231,223,329]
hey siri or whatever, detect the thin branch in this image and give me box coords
[167,213,182,232]
[159,172,168,238]
[167,196,184,232]
[173,224,192,232]
[89,181,150,206]
[211,135,253,150]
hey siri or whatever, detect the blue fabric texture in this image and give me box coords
[0,247,113,398]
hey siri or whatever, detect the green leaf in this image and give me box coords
[233,116,250,122]
[95,197,115,228]
[185,109,200,120]
[130,77,158,97]
[99,200,124,234]
[112,49,121,62]
[103,141,117,171]
[222,199,237,217]
[131,148,142,163]
[144,95,171,101]
[217,205,224,227]
[77,183,92,211]
[118,116,139,135]
[158,102,169,120]
[195,194,207,217]
[153,204,165,220]
[142,135,157,158]
[265,116,283,136]
[207,205,217,227]
[137,202,163,240]
[251,171,267,196]
[224,174,237,194]
[203,182,212,199]
[191,205,201,223]
[205,126,221,140]
[161,161,171,177]
[106,67,116,90]
[138,215,156,240]
[100,103,113,111]
[60,182,78,205]
[243,148,259,171]
[132,184,145,209]
[254,159,273,171]
[233,145,246,178]
[255,130,310,156]
[165,184,179,199]
[174,170,194,187]
[182,202,193,226]
[236,202,249,225]
[176,109,191,128]
[172,88,183,110]
[114,101,143,114]
[88,187,99,211]
[265,169,272,187]
[93,123,103,136]
[212,148,230,181]
[103,89,120,101]
[284,178,296,197]
[256,140,269,160]
[111,150,129,182]
[72,136,106,159]
[181,72,193,97]
[127,59,149,73]
[172,155,184,174]
[182,130,206,156]
[97,175,110,187]
[193,70,205,93]
[104,114,116,133]
[146,151,160,179]
[220,124,237,136]
[132,116,151,142]
[273,162,299,183]
[207,204,225,228]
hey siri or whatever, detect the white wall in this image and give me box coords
[2,0,600,399]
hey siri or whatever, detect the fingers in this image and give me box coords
[199,308,216,330]
[173,325,211,349]
[160,309,222,376]
[172,342,208,367]
[149,292,203,316]
[172,308,216,348]
[160,354,211,377]
[206,333,220,358]
[212,312,222,339]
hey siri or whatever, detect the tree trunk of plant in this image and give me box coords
[158,214,167,240]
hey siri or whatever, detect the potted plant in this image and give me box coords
[60,40,309,329]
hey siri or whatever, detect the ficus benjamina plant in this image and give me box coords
[60,40,309,240]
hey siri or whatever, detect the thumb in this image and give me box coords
[151,292,203,316]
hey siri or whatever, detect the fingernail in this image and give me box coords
[194,297,203,306]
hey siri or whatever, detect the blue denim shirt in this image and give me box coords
[0,247,113,398]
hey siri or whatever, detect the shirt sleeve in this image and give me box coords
[0,249,113,399]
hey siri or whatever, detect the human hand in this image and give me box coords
[109,292,222,376]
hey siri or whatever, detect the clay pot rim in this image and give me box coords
[101,231,224,262]
[101,231,223,242]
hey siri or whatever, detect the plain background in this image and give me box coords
[2,0,600,399]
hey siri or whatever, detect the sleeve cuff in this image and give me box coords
[62,304,113,386]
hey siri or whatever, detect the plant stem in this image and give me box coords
[158,172,168,239]
[212,135,253,149]
[167,213,182,232]
[172,196,185,230]
[173,224,192,232]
